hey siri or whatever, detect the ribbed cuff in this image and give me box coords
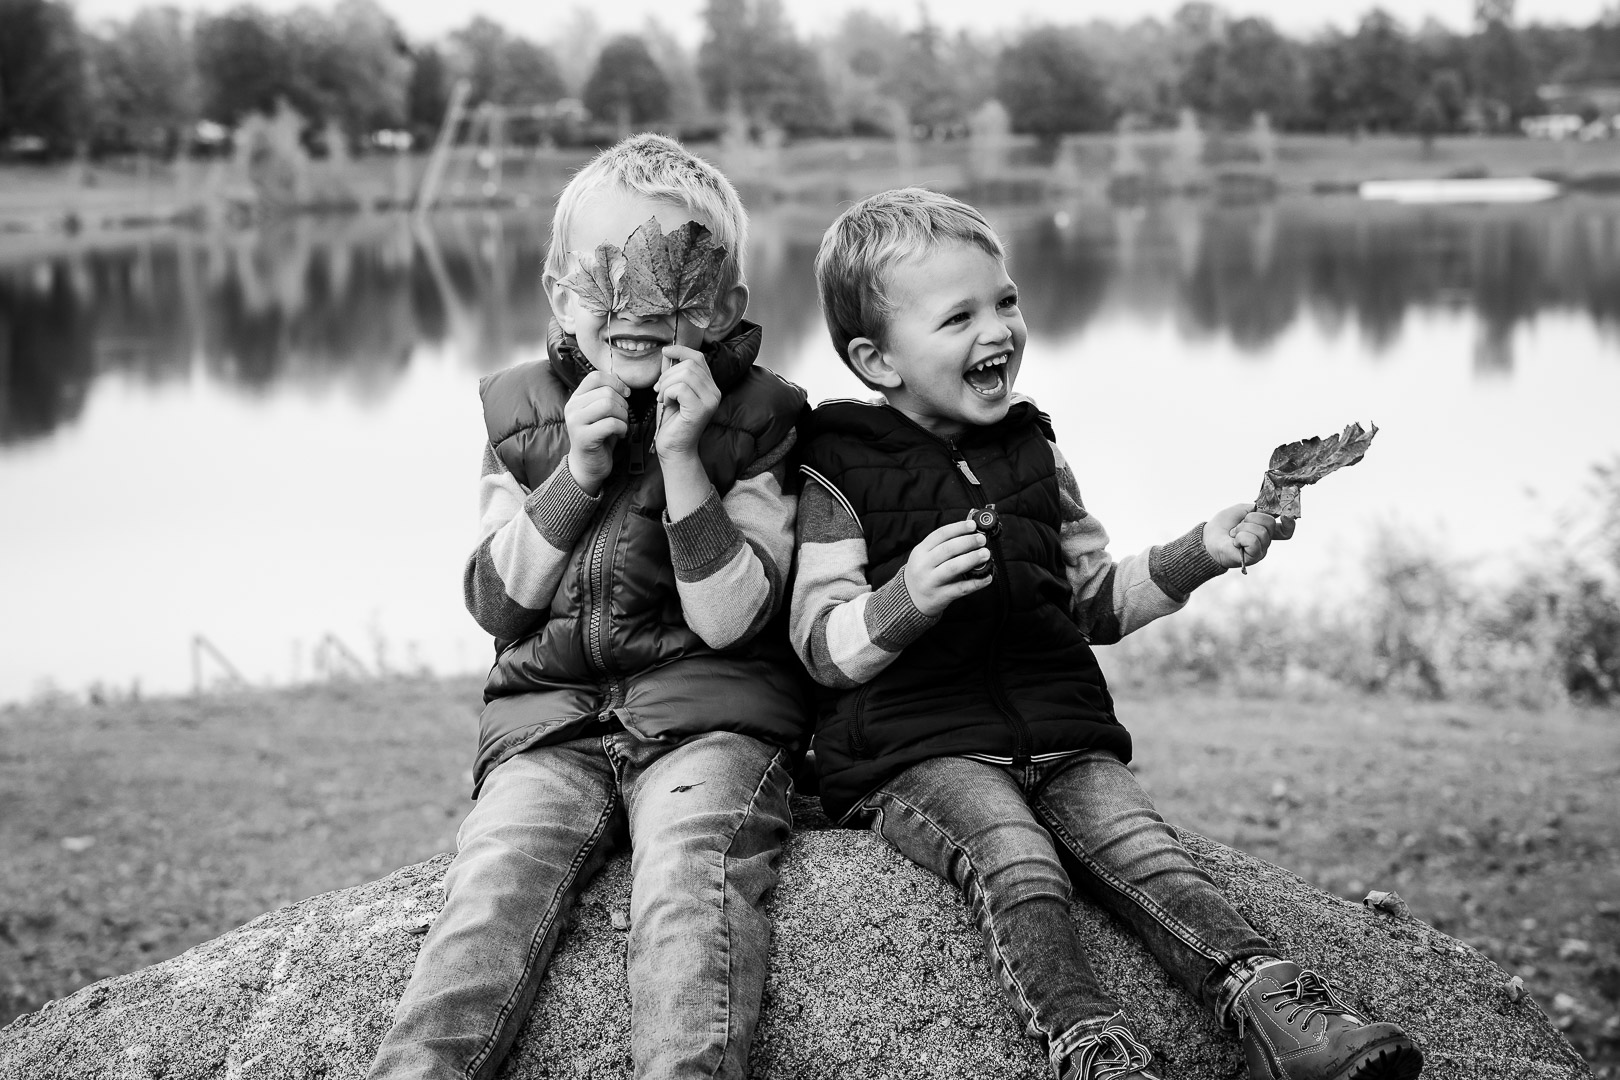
[665,488,744,578]
[525,464,601,548]
[1151,523,1226,601]
[869,568,939,650]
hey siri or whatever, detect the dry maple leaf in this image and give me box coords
[558,242,627,318]
[1255,421,1379,519]
[620,218,728,328]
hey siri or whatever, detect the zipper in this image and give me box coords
[947,442,1033,765]
[583,406,653,678]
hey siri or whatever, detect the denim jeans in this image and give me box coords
[855,749,1276,1072]
[368,727,793,1080]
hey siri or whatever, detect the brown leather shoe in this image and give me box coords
[1058,1023,1163,1080]
[1231,961,1423,1080]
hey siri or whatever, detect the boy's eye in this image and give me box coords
[943,312,970,326]
[998,294,1020,310]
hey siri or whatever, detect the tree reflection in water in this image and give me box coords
[3,197,1618,445]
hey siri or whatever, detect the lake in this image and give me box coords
[2,194,1617,703]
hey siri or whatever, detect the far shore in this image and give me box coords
[2,133,1618,241]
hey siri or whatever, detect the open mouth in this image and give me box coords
[964,353,1010,397]
[609,335,668,360]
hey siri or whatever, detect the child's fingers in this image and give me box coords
[938,547,992,579]
[921,519,983,549]
[579,415,628,445]
[576,368,630,398]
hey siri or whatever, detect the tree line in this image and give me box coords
[2,0,1619,158]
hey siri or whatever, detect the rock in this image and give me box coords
[0,828,1592,1079]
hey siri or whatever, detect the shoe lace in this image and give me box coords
[1260,968,1363,1032]
[1065,1024,1157,1080]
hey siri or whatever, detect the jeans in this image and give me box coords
[854,749,1276,1072]
[368,727,793,1080]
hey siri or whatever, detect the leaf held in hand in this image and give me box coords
[558,243,627,318]
[620,218,728,328]
[1255,422,1378,518]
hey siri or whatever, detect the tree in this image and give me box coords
[1179,16,1304,127]
[448,17,566,108]
[87,6,199,153]
[1076,18,1181,126]
[195,6,294,125]
[1471,17,1537,127]
[406,45,450,140]
[283,0,410,137]
[696,0,833,134]
[1344,9,1418,131]
[0,0,89,153]
[994,28,1113,144]
[581,35,671,131]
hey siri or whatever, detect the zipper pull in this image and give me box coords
[955,455,981,486]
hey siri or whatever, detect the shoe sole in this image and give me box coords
[1344,1042,1425,1080]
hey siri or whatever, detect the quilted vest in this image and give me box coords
[800,399,1131,822]
[471,320,812,791]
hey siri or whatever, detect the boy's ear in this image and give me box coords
[545,276,580,336]
[701,283,749,341]
[846,337,902,389]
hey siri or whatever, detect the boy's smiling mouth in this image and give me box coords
[609,334,669,360]
[964,352,1011,397]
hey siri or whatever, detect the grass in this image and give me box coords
[0,676,1614,1070]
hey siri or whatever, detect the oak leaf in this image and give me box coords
[1255,422,1378,518]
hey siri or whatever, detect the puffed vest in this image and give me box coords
[800,399,1131,822]
[471,320,812,792]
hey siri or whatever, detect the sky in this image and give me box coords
[71,0,1617,46]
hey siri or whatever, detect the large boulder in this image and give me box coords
[0,821,1590,1079]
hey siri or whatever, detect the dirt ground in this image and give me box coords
[0,678,1614,1071]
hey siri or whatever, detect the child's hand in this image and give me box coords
[564,369,630,494]
[904,520,993,617]
[654,345,721,458]
[1203,502,1296,570]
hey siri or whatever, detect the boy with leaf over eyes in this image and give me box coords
[367,134,812,1080]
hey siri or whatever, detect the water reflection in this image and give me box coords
[5,197,1619,446]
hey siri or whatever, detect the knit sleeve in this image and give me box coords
[790,470,936,689]
[1054,441,1225,644]
[664,429,798,650]
[463,442,600,641]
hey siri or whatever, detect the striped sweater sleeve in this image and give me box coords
[463,443,600,641]
[664,429,799,650]
[789,472,935,689]
[1054,441,1227,644]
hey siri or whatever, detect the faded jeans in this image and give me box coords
[368,727,793,1080]
[854,750,1276,1072]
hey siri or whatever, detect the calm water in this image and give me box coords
[3,196,1618,703]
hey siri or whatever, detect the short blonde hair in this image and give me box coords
[814,188,1006,382]
[544,133,748,293]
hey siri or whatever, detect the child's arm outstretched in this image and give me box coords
[656,346,799,650]
[463,369,629,641]
[1056,443,1287,644]
[790,475,991,688]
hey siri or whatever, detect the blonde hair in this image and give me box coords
[814,188,1006,383]
[544,133,748,292]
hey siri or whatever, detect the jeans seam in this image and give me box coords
[703,746,789,1079]
[868,788,1060,1053]
[1035,802,1233,972]
[463,787,620,1080]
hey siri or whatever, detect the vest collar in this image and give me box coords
[546,319,764,392]
[859,396,1052,447]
